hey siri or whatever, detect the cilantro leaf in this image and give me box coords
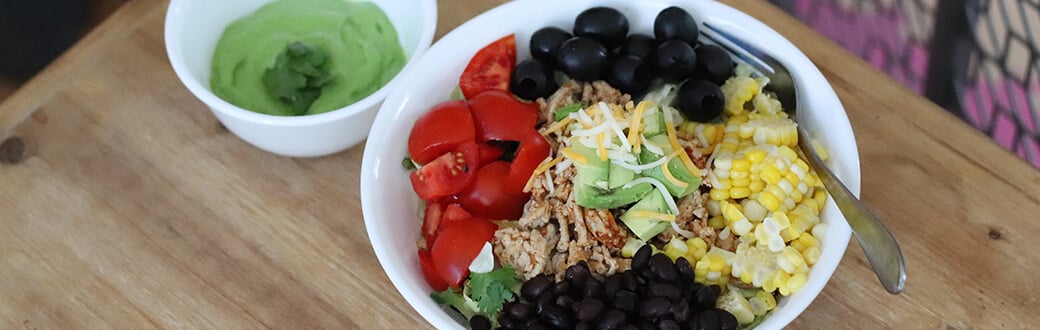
[430,287,479,320]
[262,41,336,116]
[468,266,521,316]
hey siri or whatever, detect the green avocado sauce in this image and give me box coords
[210,0,406,116]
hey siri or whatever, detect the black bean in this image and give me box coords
[583,279,604,299]
[469,315,491,330]
[539,305,576,329]
[556,295,576,310]
[619,324,638,330]
[597,309,627,330]
[638,267,655,281]
[671,298,691,322]
[657,319,681,330]
[536,293,556,315]
[649,254,677,282]
[693,286,718,310]
[575,321,592,330]
[647,282,681,301]
[498,314,520,329]
[574,298,606,321]
[611,290,639,312]
[636,321,656,330]
[675,257,695,283]
[567,263,592,289]
[708,285,722,298]
[527,323,549,330]
[632,245,652,270]
[604,274,622,298]
[639,297,671,320]
[694,310,720,330]
[523,275,554,301]
[552,280,574,297]
[622,271,641,293]
[523,318,542,328]
[505,301,531,320]
[714,308,739,330]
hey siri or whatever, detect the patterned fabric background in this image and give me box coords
[770,0,1040,169]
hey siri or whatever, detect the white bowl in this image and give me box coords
[362,0,856,328]
[164,0,437,157]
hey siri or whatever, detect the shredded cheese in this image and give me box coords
[626,211,677,222]
[597,132,608,161]
[641,135,665,155]
[546,117,574,135]
[544,169,555,194]
[660,152,690,189]
[610,152,671,173]
[627,101,652,153]
[598,102,631,151]
[663,113,703,177]
[560,147,588,165]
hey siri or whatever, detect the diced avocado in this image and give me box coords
[608,162,635,189]
[642,110,666,136]
[619,190,672,241]
[571,142,652,209]
[576,182,653,209]
[639,135,702,197]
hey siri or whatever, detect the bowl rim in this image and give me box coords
[163,0,439,127]
[362,1,856,329]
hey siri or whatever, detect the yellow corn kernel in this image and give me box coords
[731,159,751,172]
[784,171,802,187]
[749,291,777,316]
[783,273,807,296]
[687,238,709,259]
[762,273,779,293]
[741,199,768,222]
[722,201,744,222]
[802,246,822,266]
[777,145,798,160]
[745,149,767,163]
[790,190,803,203]
[793,158,810,173]
[777,247,807,274]
[708,216,727,230]
[773,271,791,293]
[731,218,754,236]
[710,188,731,201]
[813,189,827,207]
[749,180,766,193]
[797,233,820,249]
[707,254,726,272]
[694,255,710,282]
[665,237,690,261]
[730,187,751,199]
[757,191,781,211]
[714,178,733,190]
[804,172,820,187]
[731,176,751,188]
[730,170,749,180]
[765,185,786,201]
[760,165,783,185]
[780,227,801,242]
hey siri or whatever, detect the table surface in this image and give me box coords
[2,0,1039,328]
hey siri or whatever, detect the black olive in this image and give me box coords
[654,6,699,45]
[511,58,558,100]
[676,79,724,123]
[606,55,652,95]
[531,27,572,65]
[556,37,609,82]
[695,44,735,85]
[653,40,697,81]
[618,34,656,59]
[573,6,629,50]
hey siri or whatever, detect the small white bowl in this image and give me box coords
[164,0,437,157]
[362,0,856,328]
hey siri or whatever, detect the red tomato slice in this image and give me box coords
[441,203,473,227]
[410,142,479,200]
[505,132,551,195]
[431,216,498,288]
[418,249,449,291]
[459,35,516,100]
[421,201,445,246]
[408,100,475,164]
[468,90,540,142]
[476,143,505,166]
[456,161,529,220]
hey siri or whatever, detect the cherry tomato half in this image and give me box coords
[505,132,551,195]
[408,100,475,164]
[431,216,498,288]
[459,35,516,100]
[418,249,449,291]
[421,201,445,246]
[476,142,505,166]
[456,161,529,220]
[441,203,473,228]
[468,90,540,142]
[410,142,479,200]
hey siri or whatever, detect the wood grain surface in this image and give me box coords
[1,0,1038,329]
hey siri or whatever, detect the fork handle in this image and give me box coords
[797,127,906,294]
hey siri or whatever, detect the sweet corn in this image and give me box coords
[664,238,689,261]
[802,246,822,266]
[749,290,778,316]
[621,237,645,258]
[730,187,751,199]
[686,237,709,260]
[777,246,808,274]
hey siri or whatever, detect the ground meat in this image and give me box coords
[583,208,628,250]
[656,192,715,245]
[493,223,560,280]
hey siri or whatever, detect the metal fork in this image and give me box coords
[700,23,906,294]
